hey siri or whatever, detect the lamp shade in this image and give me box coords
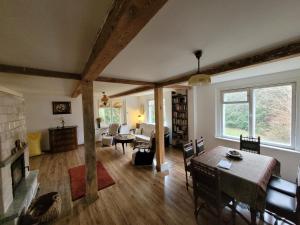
[188,74,211,86]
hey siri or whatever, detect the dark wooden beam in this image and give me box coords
[82,0,167,81]
[157,40,300,87]
[96,76,155,86]
[165,84,190,89]
[71,0,167,97]
[81,81,98,202]
[71,82,82,98]
[109,85,153,98]
[0,64,81,80]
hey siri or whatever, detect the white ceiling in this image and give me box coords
[0,0,113,73]
[102,0,300,82]
[0,73,139,96]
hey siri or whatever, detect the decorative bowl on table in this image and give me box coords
[226,150,243,160]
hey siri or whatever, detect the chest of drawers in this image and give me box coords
[49,126,78,152]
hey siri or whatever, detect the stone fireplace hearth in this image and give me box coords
[0,86,39,225]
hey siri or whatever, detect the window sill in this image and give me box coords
[215,136,300,154]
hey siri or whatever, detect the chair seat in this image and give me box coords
[266,188,297,215]
[268,176,297,197]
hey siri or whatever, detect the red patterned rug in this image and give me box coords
[68,161,115,201]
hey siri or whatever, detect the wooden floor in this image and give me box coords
[30,144,286,225]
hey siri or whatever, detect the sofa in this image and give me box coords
[134,123,170,147]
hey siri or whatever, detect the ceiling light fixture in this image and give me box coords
[188,50,211,86]
[101,92,109,106]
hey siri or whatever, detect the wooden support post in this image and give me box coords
[81,81,98,202]
[154,87,168,172]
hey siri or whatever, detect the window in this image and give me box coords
[221,84,295,148]
[148,100,155,124]
[99,107,121,125]
[147,99,166,124]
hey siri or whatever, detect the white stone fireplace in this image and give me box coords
[0,86,38,224]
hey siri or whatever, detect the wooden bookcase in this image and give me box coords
[172,91,188,148]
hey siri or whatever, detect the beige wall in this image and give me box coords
[24,94,84,150]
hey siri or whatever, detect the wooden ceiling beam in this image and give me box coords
[0,64,81,80]
[109,85,153,98]
[157,40,300,87]
[71,0,167,97]
[165,84,190,89]
[95,76,155,86]
[81,0,167,81]
[71,82,82,98]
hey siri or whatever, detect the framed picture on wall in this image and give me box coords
[52,101,72,114]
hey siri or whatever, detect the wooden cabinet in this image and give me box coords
[49,126,78,153]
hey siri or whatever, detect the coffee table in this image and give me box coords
[113,134,135,154]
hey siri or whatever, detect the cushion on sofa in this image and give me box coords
[135,134,151,142]
[139,123,169,136]
[140,123,154,137]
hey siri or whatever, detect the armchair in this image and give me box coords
[101,123,120,146]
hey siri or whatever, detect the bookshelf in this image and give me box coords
[172,91,188,148]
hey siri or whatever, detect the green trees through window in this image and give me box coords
[99,107,121,125]
[222,84,294,147]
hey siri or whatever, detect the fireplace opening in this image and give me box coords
[11,153,25,195]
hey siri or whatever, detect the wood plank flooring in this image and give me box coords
[30,144,286,225]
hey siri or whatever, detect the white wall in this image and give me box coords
[125,96,140,129]
[25,93,84,150]
[194,69,300,182]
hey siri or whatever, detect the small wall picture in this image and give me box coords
[52,101,71,114]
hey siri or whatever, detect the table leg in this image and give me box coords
[250,208,257,225]
[122,143,125,154]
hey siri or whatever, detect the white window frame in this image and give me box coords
[147,99,167,125]
[220,82,296,149]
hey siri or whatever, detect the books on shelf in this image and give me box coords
[172,91,188,148]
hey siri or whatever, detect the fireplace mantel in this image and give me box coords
[0,148,26,168]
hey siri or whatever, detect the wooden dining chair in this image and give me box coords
[195,137,205,156]
[191,159,236,224]
[264,167,300,225]
[240,135,261,154]
[182,141,194,190]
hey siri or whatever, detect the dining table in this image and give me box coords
[192,146,280,225]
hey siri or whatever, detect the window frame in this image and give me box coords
[147,99,167,125]
[220,82,296,149]
[98,106,122,126]
[147,100,155,124]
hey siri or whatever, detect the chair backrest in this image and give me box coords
[119,124,130,134]
[240,135,260,154]
[182,141,194,170]
[108,123,120,136]
[191,159,221,206]
[195,137,204,156]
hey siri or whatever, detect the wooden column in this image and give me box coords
[81,81,98,202]
[154,87,168,172]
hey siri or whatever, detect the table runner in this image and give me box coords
[192,146,280,211]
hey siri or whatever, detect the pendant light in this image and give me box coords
[188,50,211,86]
[101,92,109,106]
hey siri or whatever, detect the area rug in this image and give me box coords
[68,161,115,201]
